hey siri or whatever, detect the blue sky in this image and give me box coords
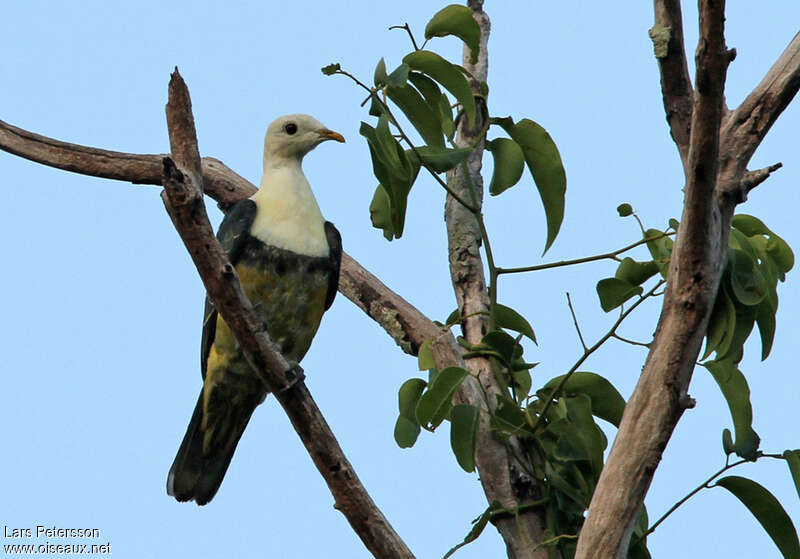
[1,2,799,558]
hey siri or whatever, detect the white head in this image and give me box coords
[263,114,345,168]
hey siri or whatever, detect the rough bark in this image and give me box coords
[443,3,547,558]
[162,69,413,559]
[576,3,800,558]
[652,0,694,163]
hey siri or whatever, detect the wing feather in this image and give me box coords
[200,200,258,378]
[324,221,342,311]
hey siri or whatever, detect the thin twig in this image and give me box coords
[632,453,786,546]
[497,232,673,276]
[532,280,665,433]
[566,293,588,352]
[611,333,651,348]
[531,533,579,553]
[388,23,420,51]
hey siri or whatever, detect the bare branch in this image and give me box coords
[652,0,694,163]
[720,31,800,184]
[159,69,412,559]
[576,1,730,557]
[0,119,254,210]
[739,162,783,199]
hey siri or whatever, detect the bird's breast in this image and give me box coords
[228,236,332,362]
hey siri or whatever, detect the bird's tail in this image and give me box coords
[167,390,259,505]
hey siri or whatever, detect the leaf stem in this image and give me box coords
[496,232,674,276]
[611,333,652,348]
[633,452,786,546]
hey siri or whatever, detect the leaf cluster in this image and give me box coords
[329,4,799,558]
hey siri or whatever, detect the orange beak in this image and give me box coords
[317,129,345,143]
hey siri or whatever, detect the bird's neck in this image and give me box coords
[249,157,328,257]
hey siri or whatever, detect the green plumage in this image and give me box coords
[167,199,341,505]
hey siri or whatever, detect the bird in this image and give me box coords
[167,114,344,505]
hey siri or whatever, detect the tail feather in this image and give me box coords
[167,390,258,505]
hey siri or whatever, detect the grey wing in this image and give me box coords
[200,200,258,378]
[324,221,342,311]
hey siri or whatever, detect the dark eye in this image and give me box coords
[284,123,298,135]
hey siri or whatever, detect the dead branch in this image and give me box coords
[161,68,412,559]
[719,31,800,192]
[652,0,694,162]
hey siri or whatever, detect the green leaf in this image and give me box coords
[442,502,501,559]
[733,214,772,236]
[368,95,384,117]
[368,184,394,240]
[767,234,795,276]
[717,301,757,363]
[424,4,481,64]
[406,71,453,140]
[394,416,421,448]
[321,62,341,76]
[494,303,536,343]
[417,339,435,371]
[511,368,532,401]
[729,248,768,306]
[549,394,604,470]
[403,50,476,126]
[755,297,776,360]
[438,92,456,139]
[415,366,468,429]
[407,72,442,111]
[783,450,800,501]
[444,308,461,326]
[703,286,736,360]
[386,63,410,87]
[450,404,480,472]
[596,277,643,312]
[545,461,589,508]
[705,360,760,460]
[398,378,427,421]
[373,58,388,86]
[716,476,800,559]
[490,396,531,438]
[541,372,626,427]
[480,330,518,365]
[617,203,633,217]
[723,429,735,455]
[360,116,420,239]
[386,83,444,148]
[668,218,680,230]
[615,258,659,286]
[407,146,472,173]
[644,229,672,276]
[486,138,525,196]
[497,118,566,253]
